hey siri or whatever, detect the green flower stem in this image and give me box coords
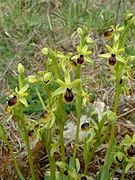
[73,94,81,160]
[48,153,56,180]
[73,65,81,160]
[15,109,35,180]
[59,122,65,162]
[0,124,25,180]
[113,84,121,113]
[84,116,109,175]
[36,88,46,110]
[40,131,55,180]
[44,84,51,106]
[20,116,35,180]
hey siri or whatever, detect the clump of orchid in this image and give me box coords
[97,12,135,179]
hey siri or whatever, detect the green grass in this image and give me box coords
[0,0,135,113]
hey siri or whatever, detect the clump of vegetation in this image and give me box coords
[0,11,135,179]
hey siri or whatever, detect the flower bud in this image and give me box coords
[18,63,24,74]
[43,72,53,84]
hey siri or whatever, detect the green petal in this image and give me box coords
[28,76,38,83]
[71,54,80,60]
[65,70,71,84]
[82,45,88,53]
[105,44,113,52]
[117,55,127,64]
[98,53,110,59]
[77,46,81,53]
[85,56,93,64]
[70,79,80,88]
[19,97,29,107]
[56,79,66,87]
[83,51,92,55]
[19,84,29,94]
[52,87,65,97]
[117,48,125,54]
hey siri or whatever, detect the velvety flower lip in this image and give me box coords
[8,95,17,106]
[77,54,85,64]
[81,122,90,131]
[64,88,74,103]
[108,54,117,66]
[104,28,114,39]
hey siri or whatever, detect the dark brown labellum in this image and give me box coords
[119,79,123,85]
[108,54,116,66]
[77,54,84,64]
[116,156,123,163]
[8,95,17,106]
[68,59,77,67]
[64,88,74,102]
[127,146,135,157]
[41,110,48,118]
[88,96,95,104]
[81,176,87,180]
[104,29,113,38]
[28,129,34,137]
[44,80,49,84]
[81,122,90,131]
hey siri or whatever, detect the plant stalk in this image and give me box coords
[19,114,36,180]
[59,122,65,162]
[0,124,25,180]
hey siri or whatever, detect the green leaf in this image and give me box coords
[75,158,80,173]
[97,137,116,180]
[133,133,135,142]
[125,162,134,173]
[50,142,59,158]
[0,124,5,141]
[55,161,68,170]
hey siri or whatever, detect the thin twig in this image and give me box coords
[118,107,135,119]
